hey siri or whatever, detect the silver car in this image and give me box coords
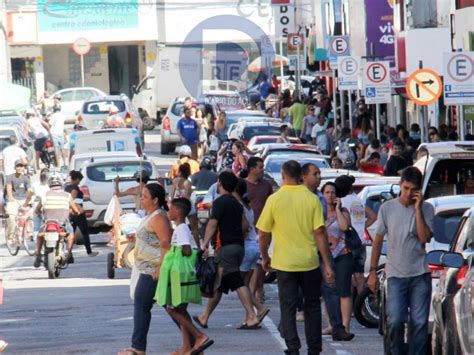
[79,157,159,229]
[53,87,106,124]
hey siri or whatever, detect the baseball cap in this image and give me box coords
[15,160,25,167]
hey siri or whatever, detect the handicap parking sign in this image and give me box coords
[365,87,376,98]
[444,84,452,92]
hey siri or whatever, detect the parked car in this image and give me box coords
[248,135,300,153]
[69,128,143,161]
[0,125,35,168]
[257,143,323,160]
[415,141,474,198]
[430,206,474,354]
[77,94,143,143]
[52,87,106,124]
[160,97,220,155]
[225,109,266,131]
[79,157,159,229]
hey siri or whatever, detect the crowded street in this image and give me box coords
[1,1,474,355]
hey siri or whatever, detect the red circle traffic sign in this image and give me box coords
[366,63,387,83]
[330,37,349,55]
[340,57,359,75]
[73,38,91,56]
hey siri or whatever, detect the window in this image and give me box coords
[433,210,466,245]
[0,137,10,151]
[60,90,74,102]
[75,90,97,101]
[87,162,152,182]
[83,100,126,114]
[454,215,474,254]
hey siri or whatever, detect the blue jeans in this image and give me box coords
[387,273,431,355]
[320,257,344,332]
[132,274,157,351]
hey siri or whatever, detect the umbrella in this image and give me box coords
[0,83,31,112]
[247,55,289,73]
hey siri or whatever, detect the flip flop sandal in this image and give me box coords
[192,315,208,329]
[0,341,8,352]
[237,323,261,330]
[117,348,145,355]
[257,308,270,324]
[191,338,214,355]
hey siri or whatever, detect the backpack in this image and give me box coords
[337,139,356,168]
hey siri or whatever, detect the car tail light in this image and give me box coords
[125,112,132,124]
[84,210,93,218]
[46,140,53,149]
[80,186,90,201]
[429,264,444,279]
[197,202,205,210]
[162,116,171,130]
[456,265,468,287]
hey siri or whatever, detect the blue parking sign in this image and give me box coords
[365,87,376,98]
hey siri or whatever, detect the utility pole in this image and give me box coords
[0,0,12,83]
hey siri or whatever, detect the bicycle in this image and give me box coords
[5,206,35,256]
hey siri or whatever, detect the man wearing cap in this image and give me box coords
[190,157,218,191]
[177,106,200,160]
[2,135,28,176]
[5,160,34,242]
[103,106,126,128]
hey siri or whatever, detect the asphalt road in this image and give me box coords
[0,129,384,354]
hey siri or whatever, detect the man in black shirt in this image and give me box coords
[384,139,409,177]
[194,172,262,330]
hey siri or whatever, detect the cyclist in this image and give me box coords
[5,160,34,243]
[33,175,80,268]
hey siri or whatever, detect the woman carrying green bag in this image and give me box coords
[159,198,214,355]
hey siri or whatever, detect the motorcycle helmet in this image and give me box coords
[200,156,213,170]
[48,175,63,188]
[178,145,192,157]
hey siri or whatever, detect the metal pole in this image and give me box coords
[348,90,353,130]
[333,69,337,128]
[459,105,465,140]
[80,54,85,87]
[279,37,284,94]
[376,104,381,140]
[296,44,301,99]
[340,90,346,127]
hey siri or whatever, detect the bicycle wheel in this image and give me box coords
[22,218,36,256]
[6,226,20,256]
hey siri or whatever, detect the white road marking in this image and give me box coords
[261,316,286,350]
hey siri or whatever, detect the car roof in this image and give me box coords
[82,156,151,167]
[71,128,138,138]
[226,110,265,116]
[417,141,474,155]
[265,153,326,162]
[426,195,474,213]
[73,151,139,159]
[265,143,320,151]
[85,94,129,102]
[0,110,21,117]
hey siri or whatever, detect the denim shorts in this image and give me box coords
[52,135,65,149]
[240,239,260,272]
[334,253,354,297]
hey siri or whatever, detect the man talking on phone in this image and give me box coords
[368,167,434,355]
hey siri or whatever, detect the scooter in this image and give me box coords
[41,219,70,279]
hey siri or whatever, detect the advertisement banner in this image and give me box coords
[37,0,139,32]
[364,0,395,67]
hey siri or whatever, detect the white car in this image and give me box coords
[69,151,141,172]
[53,87,106,124]
[79,157,159,228]
[69,128,143,160]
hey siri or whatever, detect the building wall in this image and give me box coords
[454,7,474,50]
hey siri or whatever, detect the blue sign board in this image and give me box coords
[37,0,139,32]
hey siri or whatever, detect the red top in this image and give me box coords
[360,165,384,176]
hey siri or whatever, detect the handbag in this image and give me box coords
[344,226,363,250]
[170,248,202,307]
[154,247,175,306]
[195,251,217,298]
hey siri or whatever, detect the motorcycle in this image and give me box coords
[194,190,210,238]
[41,219,70,279]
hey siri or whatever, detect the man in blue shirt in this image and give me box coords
[177,107,200,160]
[258,75,270,111]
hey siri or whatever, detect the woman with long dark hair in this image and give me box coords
[119,183,172,355]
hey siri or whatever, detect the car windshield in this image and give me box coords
[267,159,328,172]
[252,137,278,145]
[171,103,212,117]
[433,210,466,245]
[74,156,129,171]
[242,126,280,140]
[83,100,126,114]
[204,95,245,111]
[86,162,152,182]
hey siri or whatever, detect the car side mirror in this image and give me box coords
[441,252,464,269]
[426,250,445,267]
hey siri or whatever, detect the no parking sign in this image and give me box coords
[443,52,474,105]
[362,61,391,104]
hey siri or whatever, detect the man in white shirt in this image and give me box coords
[2,136,28,176]
[49,105,67,166]
[26,110,50,169]
[311,115,329,155]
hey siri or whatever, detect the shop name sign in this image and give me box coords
[38,0,139,32]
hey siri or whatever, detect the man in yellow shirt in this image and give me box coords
[257,160,334,355]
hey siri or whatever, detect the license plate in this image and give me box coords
[197,210,209,219]
[123,209,135,214]
[44,232,59,241]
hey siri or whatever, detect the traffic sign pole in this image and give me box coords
[80,55,85,87]
[348,91,353,130]
[459,105,465,140]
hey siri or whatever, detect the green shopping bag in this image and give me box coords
[154,247,176,306]
[170,248,202,307]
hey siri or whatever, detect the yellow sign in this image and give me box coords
[406,69,442,106]
[146,52,156,63]
[99,46,108,55]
